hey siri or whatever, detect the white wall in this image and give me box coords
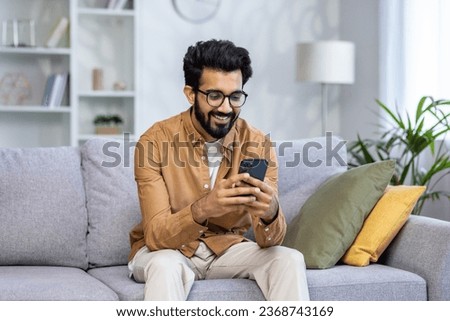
[339,0,379,141]
[136,0,347,141]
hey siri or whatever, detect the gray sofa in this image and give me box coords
[1,136,449,301]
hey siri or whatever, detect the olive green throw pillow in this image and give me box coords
[283,160,395,269]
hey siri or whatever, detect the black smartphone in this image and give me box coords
[238,159,268,181]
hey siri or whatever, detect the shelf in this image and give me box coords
[0,106,71,113]
[79,91,135,98]
[77,8,134,17]
[78,133,135,141]
[0,47,71,56]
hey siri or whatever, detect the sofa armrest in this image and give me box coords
[382,215,450,300]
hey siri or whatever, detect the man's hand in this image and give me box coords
[237,175,279,223]
[192,173,279,225]
[192,173,261,224]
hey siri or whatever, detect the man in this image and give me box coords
[128,39,309,301]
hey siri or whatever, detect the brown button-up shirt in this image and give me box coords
[129,108,286,261]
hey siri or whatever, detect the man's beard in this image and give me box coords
[193,100,239,139]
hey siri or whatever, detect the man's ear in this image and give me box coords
[183,86,196,105]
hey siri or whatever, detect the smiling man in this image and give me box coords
[128,39,309,301]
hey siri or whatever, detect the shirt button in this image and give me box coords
[264,227,270,232]
[181,244,186,248]
[267,237,272,241]
[203,184,209,189]
[201,156,206,160]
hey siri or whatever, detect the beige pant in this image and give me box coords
[129,241,310,301]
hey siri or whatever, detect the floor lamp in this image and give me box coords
[297,41,355,136]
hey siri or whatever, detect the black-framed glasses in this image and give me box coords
[196,89,248,108]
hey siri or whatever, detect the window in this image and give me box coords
[380,0,450,120]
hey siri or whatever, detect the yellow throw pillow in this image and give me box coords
[342,185,426,267]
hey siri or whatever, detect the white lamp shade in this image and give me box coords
[297,41,355,84]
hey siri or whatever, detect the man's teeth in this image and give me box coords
[213,114,229,120]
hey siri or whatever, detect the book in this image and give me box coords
[41,73,69,108]
[46,17,69,48]
[114,0,128,9]
[48,74,62,107]
[53,72,68,107]
[107,0,118,9]
[41,74,57,107]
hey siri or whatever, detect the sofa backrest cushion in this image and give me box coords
[0,146,88,269]
[244,135,347,241]
[276,135,348,223]
[81,138,141,268]
[80,136,346,262]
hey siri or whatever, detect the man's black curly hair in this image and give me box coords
[183,39,253,89]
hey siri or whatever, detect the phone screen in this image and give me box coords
[238,159,268,181]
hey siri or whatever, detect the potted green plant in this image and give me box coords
[93,114,123,135]
[348,96,450,214]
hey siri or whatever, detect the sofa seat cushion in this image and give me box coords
[307,264,426,300]
[88,266,143,301]
[88,264,425,301]
[88,265,266,301]
[0,266,118,300]
[188,279,265,301]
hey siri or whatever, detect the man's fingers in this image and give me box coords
[219,173,251,189]
[241,176,271,192]
[219,194,257,205]
[221,186,260,198]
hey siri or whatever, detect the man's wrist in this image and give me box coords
[260,198,279,225]
[191,198,208,225]
[260,212,278,225]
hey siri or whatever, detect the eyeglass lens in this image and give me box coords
[198,90,247,108]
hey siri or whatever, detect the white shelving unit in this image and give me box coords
[0,106,71,113]
[0,0,139,147]
[73,0,138,146]
[0,0,71,147]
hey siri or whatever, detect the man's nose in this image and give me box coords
[216,97,233,114]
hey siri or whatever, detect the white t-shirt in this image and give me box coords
[205,139,223,189]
